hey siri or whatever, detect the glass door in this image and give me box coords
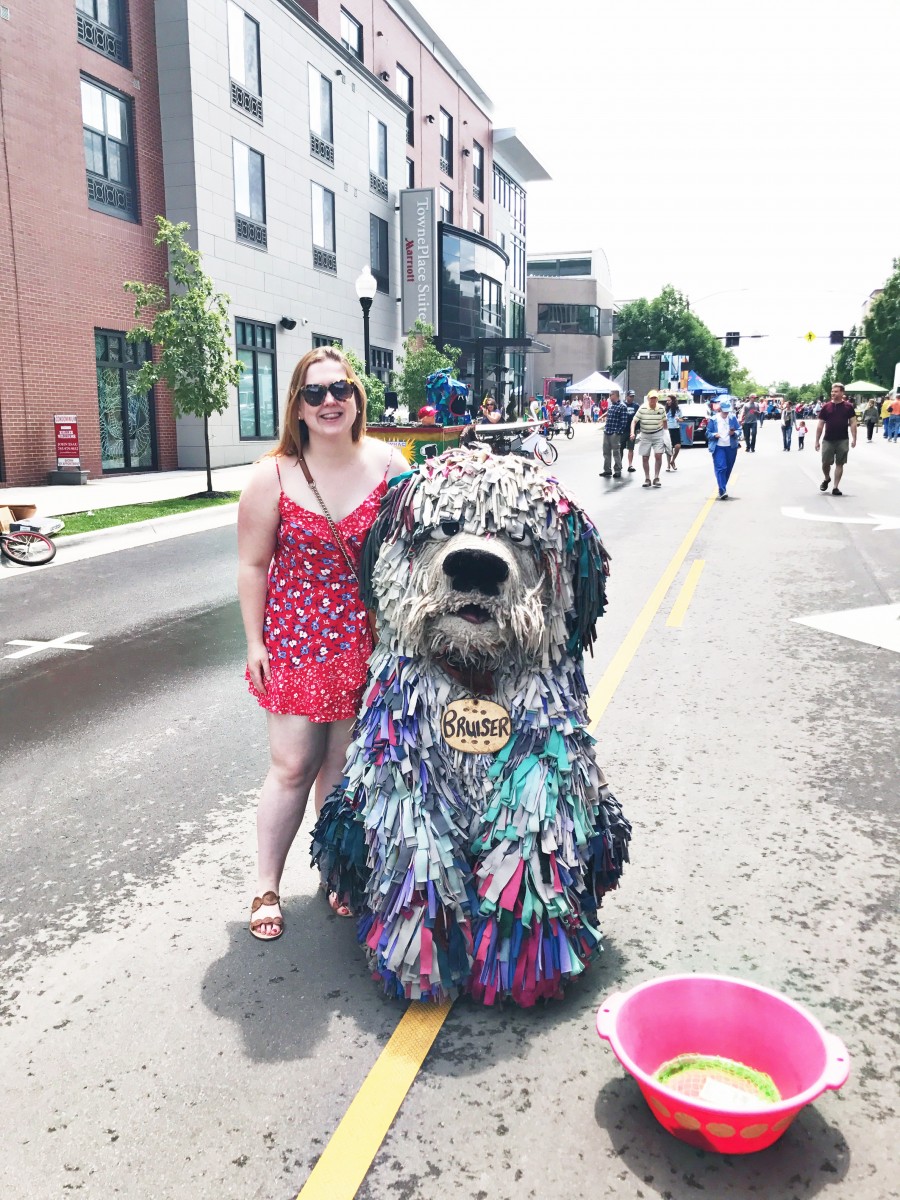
[95,331,157,471]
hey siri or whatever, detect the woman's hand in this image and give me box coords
[247,640,271,694]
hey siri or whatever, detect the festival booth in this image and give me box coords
[680,371,728,446]
[566,371,619,394]
[367,369,470,465]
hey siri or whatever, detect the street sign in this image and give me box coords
[804,332,817,343]
[54,414,81,469]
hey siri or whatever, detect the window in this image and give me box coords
[76,0,127,64]
[396,64,413,146]
[233,140,266,247]
[308,66,334,165]
[536,304,601,336]
[370,214,389,293]
[368,116,387,198]
[236,321,277,439]
[340,8,362,60]
[370,347,393,385]
[439,108,453,176]
[439,185,452,224]
[481,277,503,331]
[405,158,415,189]
[312,182,336,272]
[81,77,136,221]
[313,334,342,349]
[473,210,484,236]
[228,3,262,121]
[472,140,484,201]
[95,331,156,471]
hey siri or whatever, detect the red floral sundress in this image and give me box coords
[246,462,388,721]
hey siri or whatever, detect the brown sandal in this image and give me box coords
[318,880,354,918]
[249,891,284,941]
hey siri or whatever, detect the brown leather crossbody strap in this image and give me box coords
[297,455,359,582]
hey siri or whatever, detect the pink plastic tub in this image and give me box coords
[596,974,850,1154]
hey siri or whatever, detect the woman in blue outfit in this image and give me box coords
[707,396,741,499]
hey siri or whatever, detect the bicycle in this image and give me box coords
[0,528,57,565]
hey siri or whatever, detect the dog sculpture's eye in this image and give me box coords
[433,519,461,540]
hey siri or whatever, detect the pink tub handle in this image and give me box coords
[596,991,625,1041]
[822,1032,850,1090]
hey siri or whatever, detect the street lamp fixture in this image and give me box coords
[355,265,378,376]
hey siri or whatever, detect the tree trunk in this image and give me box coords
[203,412,213,496]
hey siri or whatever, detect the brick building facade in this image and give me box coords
[0,0,175,486]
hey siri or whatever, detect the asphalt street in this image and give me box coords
[0,424,898,1200]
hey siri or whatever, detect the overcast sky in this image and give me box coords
[413,0,900,385]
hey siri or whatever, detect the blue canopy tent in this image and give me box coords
[687,370,728,395]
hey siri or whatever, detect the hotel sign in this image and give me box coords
[400,188,437,333]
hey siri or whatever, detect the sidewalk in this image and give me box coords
[0,464,254,518]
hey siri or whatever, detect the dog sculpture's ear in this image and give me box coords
[359,471,419,610]
[564,504,611,657]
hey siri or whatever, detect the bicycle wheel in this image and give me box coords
[1,531,56,565]
[534,440,558,465]
[565,424,575,440]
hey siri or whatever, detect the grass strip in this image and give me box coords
[57,491,241,537]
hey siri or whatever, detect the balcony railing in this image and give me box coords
[236,215,268,249]
[313,247,337,274]
[230,80,263,123]
[310,132,335,166]
[87,172,134,219]
[369,172,388,200]
[77,11,126,64]
[439,156,450,176]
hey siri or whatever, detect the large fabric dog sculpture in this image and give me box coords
[312,447,630,1006]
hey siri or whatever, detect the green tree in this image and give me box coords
[612,284,737,388]
[863,262,900,387]
[339,345,386,421]
[393,319,462,411]
[852,340,878,383]
[125,218,242,496]
[729,365,768,399]
[827,324,860,386]
[775,380,820,406]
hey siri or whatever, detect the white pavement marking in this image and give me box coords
[4,631,93,659]
[781,506,900,531]
[793,604,900,654]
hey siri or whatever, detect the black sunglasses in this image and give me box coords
[301,379,355,405]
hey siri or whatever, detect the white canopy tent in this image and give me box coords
[566,370,619,394]
[845,380,888,394]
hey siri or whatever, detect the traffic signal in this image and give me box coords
[725,331,740,348]
[830,331,844,345]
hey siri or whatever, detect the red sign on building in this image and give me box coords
[54,414,81,469]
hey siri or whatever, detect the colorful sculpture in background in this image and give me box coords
[425,368,470,426]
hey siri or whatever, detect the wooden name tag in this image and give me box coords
[441,699,512,754]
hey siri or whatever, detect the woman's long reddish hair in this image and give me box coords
[268,346,367,459]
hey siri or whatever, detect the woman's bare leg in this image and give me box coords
[254,713,328,934]
[313,717,355,813]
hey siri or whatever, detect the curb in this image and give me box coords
[55,502,239,549]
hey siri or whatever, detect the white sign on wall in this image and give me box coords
[400,188,437,334]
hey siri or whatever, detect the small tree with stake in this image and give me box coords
[125,217,243,497]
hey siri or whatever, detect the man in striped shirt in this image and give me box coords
[631,390,667,487]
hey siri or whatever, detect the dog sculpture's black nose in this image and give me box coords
[443,547,508,596]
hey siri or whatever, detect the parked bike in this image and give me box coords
[0,528,57,565]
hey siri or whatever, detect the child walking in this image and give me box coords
[796,419,808,450]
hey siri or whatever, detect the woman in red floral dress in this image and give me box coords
[238,347,406,939]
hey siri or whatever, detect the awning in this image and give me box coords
[566,370,619,394]
[687,370,728,394]
[844,380,888,394]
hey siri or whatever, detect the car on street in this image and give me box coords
[675,401,711,446]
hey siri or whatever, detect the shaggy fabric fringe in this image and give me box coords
[312,449,629,1007]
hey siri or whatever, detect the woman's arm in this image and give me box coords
[237,459,280,693]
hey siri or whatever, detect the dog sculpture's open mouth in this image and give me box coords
[455,604,491,625]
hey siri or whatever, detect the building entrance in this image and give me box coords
[95,331,157,472]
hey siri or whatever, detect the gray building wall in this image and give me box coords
[524,252,614,395]
[155,0,407,468]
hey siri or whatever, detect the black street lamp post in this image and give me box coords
[355,265,378,376]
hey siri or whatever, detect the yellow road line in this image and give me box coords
[588,493,717,728]
[298,490,719,1200]
[297,1000,452,1200]
[666,559,705,627]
